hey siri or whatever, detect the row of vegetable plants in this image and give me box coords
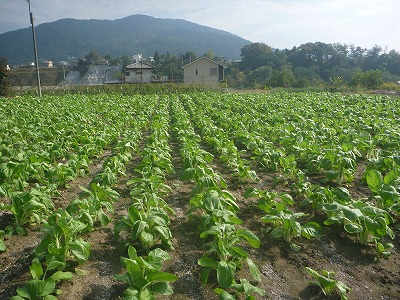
[170,96,265,299]
[114,97,179,299]
[180,95,258,182]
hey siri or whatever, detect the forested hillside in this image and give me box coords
[0,14,251,64]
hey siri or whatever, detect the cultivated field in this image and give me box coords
[0,92,399,300]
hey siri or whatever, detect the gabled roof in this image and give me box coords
[125,61,154,69]
[182,56,226,68]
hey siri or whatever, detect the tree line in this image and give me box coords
[226,42,400,89]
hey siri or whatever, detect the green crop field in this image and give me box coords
[0,92,399,300]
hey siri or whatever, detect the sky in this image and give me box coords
[0,0,399,52]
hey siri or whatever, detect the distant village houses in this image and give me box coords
[183,56,225,85]
[124,61,154,83]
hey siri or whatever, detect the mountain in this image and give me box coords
[0,14,251,64]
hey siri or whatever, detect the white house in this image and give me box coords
[183,56,225,85]
[124,61,154,83]
[42,60,53,68]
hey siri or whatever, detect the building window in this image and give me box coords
[210,68,217,76]
[125,71,130,76]
[195,69,198,75]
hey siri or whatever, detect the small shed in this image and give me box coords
[124,62,154,83]
[183,56,225,85]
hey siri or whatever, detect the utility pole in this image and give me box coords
[27,0,42,97]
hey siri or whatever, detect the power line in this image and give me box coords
[30,3,54,23]
[0,9,27,18]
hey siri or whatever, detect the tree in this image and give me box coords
[85,51,102,65]
[361,69,383,89]
[240,43,274,71]
[349,69,383,89]
[246,65,273,88]
[0,57,11,97]
[120,55,132,69]
[181,51,197,65]
[104,54,119,66]
[267,63,296,88]
[153,51,160,64]
[204,50,215,60]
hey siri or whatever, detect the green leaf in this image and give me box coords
[0,239,6,252]
[383,169,398,185]
[25,278,56,297]
[217,260,236,289]
[198,257,219,269]
[46,259,65,271]
[231,245,248,258]
[290,243,302,251]
[75,268,90,276]
[148,248,169,261]
[326,169,339,181]
[302,222,323,239]
[336,280,351,298]
[180,168,196,181]
[236,228,261,248]
[243,188,259,199]
[121,287,139,299]
[366,170,383,193]
[270,227,285,239]
[199,267,211,285]
[68,238,91,263]
[246,258,261,282]
[214,288,236,300]
[149,282,174,295]
[344,222,362,234]
[248,170,258,181]
[128,245,138,260]
[50,271,74,282]
[30,258,43,280]
[97,210,111,226]
[342,206,362,220]
[146,271,178,282]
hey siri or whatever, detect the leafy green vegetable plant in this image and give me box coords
[305,267,351,300]
[365,168,399,209]
[34,209,91,267]
[2,188,54,235]
[115,245,178,300]
[198,222,261,291]
[262,209,322,251]
[214,278,266,300]
[320,147,359,185]
[10,257,73,300]
[374,239,394,260]
[323,200,395,245]
[114,203,173,251]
